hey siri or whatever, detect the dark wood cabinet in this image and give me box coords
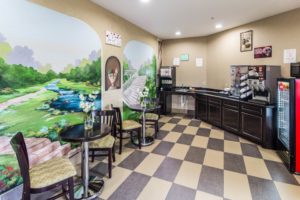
[241,112,263,142]
[222,107,240,133]
[160,90,275,149]
[196,95,207,121]
[207,97,222,127]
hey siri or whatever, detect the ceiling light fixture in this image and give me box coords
[140,0,150,3]
[175,31,181,36]
[215,24,223,29]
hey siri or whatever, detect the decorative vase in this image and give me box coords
[84,113,93,130]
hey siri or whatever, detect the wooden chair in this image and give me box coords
[89,110,116,178]
[10,132,76,200]
[139,98,160,138]
[111,105,142,154]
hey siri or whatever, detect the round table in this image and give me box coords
[60,123,111,200]
[128,104,161,146]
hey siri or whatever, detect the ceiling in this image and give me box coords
[91,0,300,39]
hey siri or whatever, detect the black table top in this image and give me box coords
[128,104,161,112]
[60,123,111,143]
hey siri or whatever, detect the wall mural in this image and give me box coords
[123,40,157,120]
[105,56,121,91]
[0,0,102,194]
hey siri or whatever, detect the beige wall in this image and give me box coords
[162,37,207,87]
[32,0,159,107]
[162,8,300,89]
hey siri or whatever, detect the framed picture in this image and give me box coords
[105,56,121,91]
[240,30,253,52]
[254,46,272,59]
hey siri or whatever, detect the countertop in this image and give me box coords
[161,88,275,108]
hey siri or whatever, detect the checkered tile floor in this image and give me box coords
[38,114,300,200]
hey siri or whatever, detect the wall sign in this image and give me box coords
[196,58,203,67]
[283,49,297,64]
[173,57,180,66]
[254,46,272,58]
[105,30,122,47]
[180,54,189,61]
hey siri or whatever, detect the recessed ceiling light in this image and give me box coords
[215,24,223,29]
[140,0,150,3]
[175,31,181,36]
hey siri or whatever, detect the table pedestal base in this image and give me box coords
[132,136,154,146]
[74,176,104,200]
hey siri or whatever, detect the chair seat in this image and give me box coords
[89,135,115,149]
[29,157,76,189]
[121,120,142,131]
[140,113,159,121]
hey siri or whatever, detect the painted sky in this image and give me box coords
[0,0,101,72]
[124,40,153,70]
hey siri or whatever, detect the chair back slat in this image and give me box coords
[95,110,116,136]
[111,105,123,130]
[10,132,31,197]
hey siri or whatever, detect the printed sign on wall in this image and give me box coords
[254,46,272,59]
[105,30,122,47]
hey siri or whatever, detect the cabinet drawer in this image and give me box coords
[197,94,207,101]
[223,100,239,109]
[208,97,221,105]
[241,104,263,115]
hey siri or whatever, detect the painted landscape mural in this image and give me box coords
[0,1,102,194]
[123,40,157,120]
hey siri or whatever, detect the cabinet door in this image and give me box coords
[241,112,263,142]
[222,107,240,133]
[197,100,207,121]
[208,103,222,126]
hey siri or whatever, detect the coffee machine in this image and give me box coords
[248,65,281,104]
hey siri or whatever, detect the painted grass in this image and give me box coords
[0,85,44,103]
[57,79,100,94]
[0,90,84,137]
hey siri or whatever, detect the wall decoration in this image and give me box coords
[196,58,203,67]
[284,49,297,64]
[105,30,122,47]
[173,57,180,66]
[254,46,272,58]
[0,0,102,194]
[105,56,121,91]
[180,54,189,61]
[240,30,253,52]
[122,40,156,120]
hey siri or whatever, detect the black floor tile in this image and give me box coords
[198,166,224,197]
[248,176,281,200]
[172,125,187,132]
[118,151,148,170]
[108,172,150,200]
[207,138,224,152]
[184,146,206,164]
[265,160,299,185]
[177,134,194,145]
[224,153,246,174]
[156,130,169,140]
[154,157,182,182]
[169,118,181,124]
[90,162,110,177]
[224,131,240,142]
[197,128,211,137]
[241,143,262,158]
[188,120,201,127]
[166,184,196,200]
[152,141,174,155]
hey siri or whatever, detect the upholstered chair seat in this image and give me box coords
[139,113,159,121]
[29,157,76,189]
[121,120,142,130]
[89,135,115,149]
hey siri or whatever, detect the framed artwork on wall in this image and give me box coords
[240,30,253,52]
[105,56,121,91]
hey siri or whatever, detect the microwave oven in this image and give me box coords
[291,62,300,78]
